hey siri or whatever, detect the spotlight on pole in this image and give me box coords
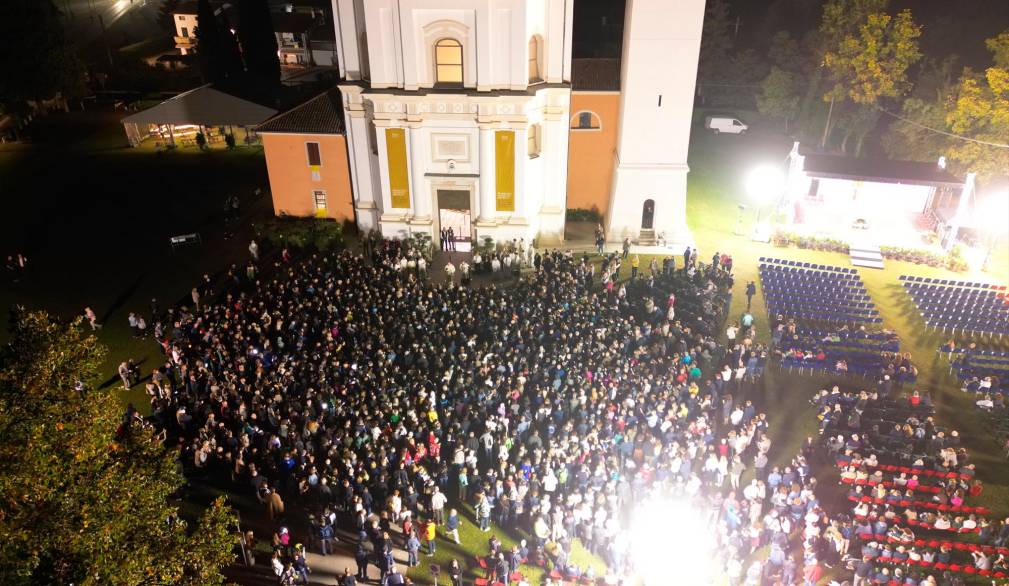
[745,165,785,242]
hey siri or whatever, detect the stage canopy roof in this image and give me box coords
[802,154,965,188]
[121,85,278,127]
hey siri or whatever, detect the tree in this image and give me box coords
[818,1,922,149]
[944,53,1009,180]
[237,0,281,87]
[0,1,85,108]
[158,0,181,31]
[697,0,734,82]
[0,309,236,586]
[881,97,951,162]
[758,67,802,132]
[196,0,243,84]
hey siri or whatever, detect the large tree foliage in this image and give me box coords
[0,309,236,586]
[758,67,802,132]
[883,30,1009,180]
[196,0,243,84]
[822,9,922,104]
[237,0,281,87]
[0,1,85,106]
[815,0,921,151]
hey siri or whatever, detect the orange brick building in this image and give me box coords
[258,89,355,222]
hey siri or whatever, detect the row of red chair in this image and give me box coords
[848,494,990,515]
[912,538,1009,556]
[836,459,973,481]
[841,475,944,494]
[873,555,1005,578]
[854,515,982,534]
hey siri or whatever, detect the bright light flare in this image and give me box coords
[745,165,786,204]
[630,497,718,585]
[975,188,1009,236]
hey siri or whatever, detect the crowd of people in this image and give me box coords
[104,232,999,586]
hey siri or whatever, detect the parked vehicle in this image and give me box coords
[705,116,748,135]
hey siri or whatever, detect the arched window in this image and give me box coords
[570,111,601,130]
[435,38,463,85]
[528,36,542,82]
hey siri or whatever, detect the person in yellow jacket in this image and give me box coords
[630,254,640,279]
[424,517,437,556]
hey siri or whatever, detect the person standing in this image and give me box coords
[84,307,102,330]
[424,517,437,555]
[683,246,692,271]
[249,239,260,262]
[431,486,447,524]
[745,281,757,311]
[622,237,631,259]
[191,287,201,310]
[355,541,370,581]
[630,254,640,280]
[118,360,132,391]
[446,508,461,544]
[406,530,420,566]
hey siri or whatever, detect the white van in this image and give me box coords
[705,116,748,135]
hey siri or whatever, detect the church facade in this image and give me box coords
[260,0,704,248]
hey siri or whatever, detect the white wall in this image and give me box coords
[606,0,704,246]
[333,0,573,91]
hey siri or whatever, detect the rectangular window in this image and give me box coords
[181,27,189,38]
[313,190,327,210]
[306,142,321,166]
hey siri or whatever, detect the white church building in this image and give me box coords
[258,0,705,248]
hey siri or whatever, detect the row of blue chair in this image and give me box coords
[760,266,864,282]
[899,275,1006,291]
[760,257,858,274]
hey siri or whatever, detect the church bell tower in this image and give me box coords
[605,0,705,247]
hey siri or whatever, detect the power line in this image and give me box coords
[875,105,1009,149]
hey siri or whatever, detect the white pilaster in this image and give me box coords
[408,124,431,222]
[478,124,496,224]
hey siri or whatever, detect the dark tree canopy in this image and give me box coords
[196,0,243,84]
[0,0,85,106]
[0,309,236,586]
[237,0,281,87]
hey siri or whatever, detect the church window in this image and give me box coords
[570,111,601,130]
[435,38,463,85]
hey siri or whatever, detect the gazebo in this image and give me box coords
[121,85,278,148]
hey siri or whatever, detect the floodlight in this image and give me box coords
[630,497,717,585]
[745,165,786,204]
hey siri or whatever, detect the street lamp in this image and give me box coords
[745,165,786,242]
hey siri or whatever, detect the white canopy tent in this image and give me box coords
[121,85,278,147]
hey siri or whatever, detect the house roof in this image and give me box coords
[271,11,316,34]
[571,58,621,92]
[257,87,344,134]
[802,154,964,187]
[121,85,278,127]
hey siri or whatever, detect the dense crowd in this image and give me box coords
[117,236,997,586]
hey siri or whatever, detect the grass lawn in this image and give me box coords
[0,110,272,411]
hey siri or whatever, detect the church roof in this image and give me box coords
[571,58,621,91]
[257,87,345,134]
